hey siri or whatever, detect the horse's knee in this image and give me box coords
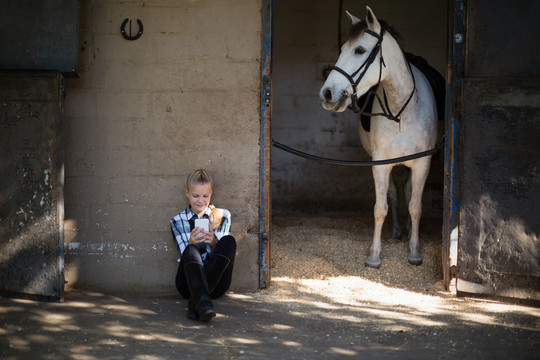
[408,196,422,217]
[374,202,388,221]
[408,205,421,222]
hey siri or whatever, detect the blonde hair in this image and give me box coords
[186,169,223,230]
[186,168,214,190]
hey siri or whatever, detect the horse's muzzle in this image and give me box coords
[320,90,350,112]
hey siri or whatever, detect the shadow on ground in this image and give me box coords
[1,285,539,360]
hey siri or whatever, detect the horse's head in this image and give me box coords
[320,6,385,113]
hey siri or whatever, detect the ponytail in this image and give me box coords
[209,206,223,231]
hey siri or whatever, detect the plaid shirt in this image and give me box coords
[170,205,231,264]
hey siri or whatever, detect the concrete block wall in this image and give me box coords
[64,0,262,291]
[272,0,447,216]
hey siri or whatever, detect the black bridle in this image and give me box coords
[330,28,416,122]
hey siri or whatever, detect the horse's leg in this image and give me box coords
[388,170,402,239]
[365,165,392,268]
[404,169,412,239]
[407,159,430,266]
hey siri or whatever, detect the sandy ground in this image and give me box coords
[270,211,444,294]
[0,212,539,359]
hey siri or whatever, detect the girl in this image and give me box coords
[170,169,236,322]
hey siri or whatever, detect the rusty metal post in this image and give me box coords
[259,0,273,288]
[443,0,465,292]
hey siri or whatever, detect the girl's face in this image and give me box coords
[185,183,213,216]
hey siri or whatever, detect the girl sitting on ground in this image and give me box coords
[170,169,236,322]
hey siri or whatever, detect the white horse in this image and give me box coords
[319,7,438,268]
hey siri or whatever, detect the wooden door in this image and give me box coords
[445,0,540,301]
[0,72,65,301]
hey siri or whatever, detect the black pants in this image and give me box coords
[175,235,236,299]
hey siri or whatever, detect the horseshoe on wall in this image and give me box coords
[121,18,143,41]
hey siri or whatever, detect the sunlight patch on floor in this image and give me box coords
[266,276,539,329]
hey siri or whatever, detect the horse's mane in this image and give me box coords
[348,19,404,48]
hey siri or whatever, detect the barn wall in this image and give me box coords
[272,0,447,216]
[0,72,65,299]
[64,0,262,291]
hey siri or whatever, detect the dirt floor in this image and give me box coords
[271,211,444,293]
[1,212,539,359]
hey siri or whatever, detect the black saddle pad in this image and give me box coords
[406,53,446,121]
[357,53,445,132]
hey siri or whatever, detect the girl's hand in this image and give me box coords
[189,227,215,248]
[189,227,208,246]
[205,233,217,251]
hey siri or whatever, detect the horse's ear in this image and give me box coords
[346,10,361,26]
[365,6,381,33]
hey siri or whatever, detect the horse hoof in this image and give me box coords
[365,256,381,269]
[408,256,423,266]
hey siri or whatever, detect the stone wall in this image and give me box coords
[64,0,262,291]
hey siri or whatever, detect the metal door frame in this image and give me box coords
[259,0,273,288]
[443,0,465,291]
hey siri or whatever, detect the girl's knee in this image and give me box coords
[222,235,236,249]
[215,235,236,260]
[217,235,236,250]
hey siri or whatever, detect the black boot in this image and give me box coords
[184,262,216,322]
[206,254,231,294]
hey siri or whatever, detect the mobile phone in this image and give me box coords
[194,218,210,232]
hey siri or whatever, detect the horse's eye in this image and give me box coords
[355,46,366,55]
